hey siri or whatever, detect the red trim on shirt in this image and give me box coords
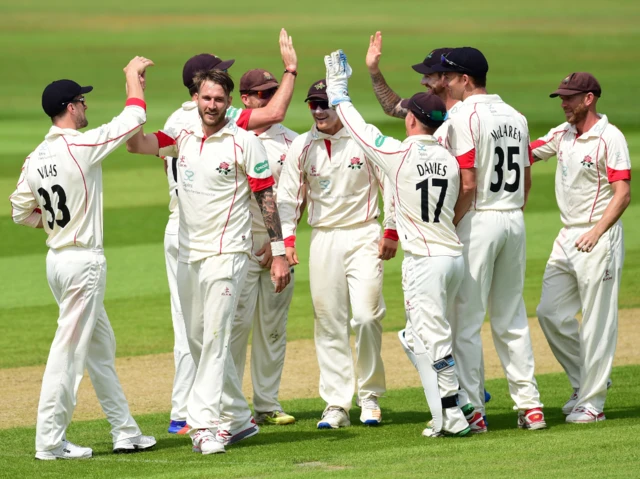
[384,229,399,241]
[324,139,332,160]
[155,131,176,149]
[456,149,475,169]
[527,145,534,166]
[125,98,146,110]
[364,157,372,221]
[293,143,311,233]
[34,207,42,214]
[248,175,275,192]
[62,137,88,245]
[200,137,206,155]
[529,139,547,151]
[236,109,252,130]
[67,122,145,147]
[219,140,240,254]
[607,168,631,182]
[285,236,296,248]
[588,139,604,223]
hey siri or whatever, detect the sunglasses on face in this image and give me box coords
[440,54,472,74]
[308,100,329,111]
[246,88,277,100]
[63,96,86,107]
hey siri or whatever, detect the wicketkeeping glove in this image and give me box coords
[324,49,352,107]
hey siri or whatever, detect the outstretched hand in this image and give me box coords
[366,31,383,74]
[279,28,297,72]
[124,56,154,76]
[324,49,353,107]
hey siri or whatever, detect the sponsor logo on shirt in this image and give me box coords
[581,155,593,169]
[348,157,363,170]
[254,160,270,174]
[405,299,414,312]
[375,134,388,147]
[603,270,613,282]
[184,170,195,181]
[309,165,320,177]
[221,286,232,296]
[319,179,331,191]
[216,162,231,175]
[179,155,187,167]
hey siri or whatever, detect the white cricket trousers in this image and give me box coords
[230,233,294,413]
[178,253,252,431]
[37,247,141,452]
[309,221,386,412]
[403,252,468,433]
[164,231,196,422]
[453,210,541,415]
[537,222,624,413]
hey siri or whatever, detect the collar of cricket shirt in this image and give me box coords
[192,118,238,139]
[463,93,503,105]
[571,113,609,140]
[405,134,440,145]
[182,100,197,111]
[255,123,283,139]
[310,125,350,140]
[45,125,83,140]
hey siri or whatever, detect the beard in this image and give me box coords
[75,115,88,129]
[567,100,589,125]
[199,108,226,129]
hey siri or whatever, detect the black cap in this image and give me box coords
[305,79,328,101]
[411,48,453,75]
[42,80,93,118]
[182,54,235,90]
[550,72,602,98]
[432,47,489,78]
[400,92,447,128]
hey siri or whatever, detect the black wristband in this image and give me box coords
[284,69,298,77]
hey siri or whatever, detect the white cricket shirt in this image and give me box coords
[531,114,631,227]
[155,118,273,263]
[277,124,395,247]
[336,102,462,257]
[10,99,147,250]
[446,94,532,211]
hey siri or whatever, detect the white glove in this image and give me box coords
[324,49,352,107]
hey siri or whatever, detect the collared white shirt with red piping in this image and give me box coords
[445,94,532,212]
[277,124,395,247]
[10,99,147,249]
[336,102,462,257]
[155,118,273,263]
[531,114,631,227]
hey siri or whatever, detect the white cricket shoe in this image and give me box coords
[357,396,382,425]
[113,434,156,453]
[563,379,612,415]
[192,429,225,455]
[35,439,92,460]
[566,406,606,424]
[422,425,471,438]
[317,406,351,429]
[217,417,259,446]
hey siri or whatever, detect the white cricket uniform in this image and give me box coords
[155,117,273,433]
[277,123,395,412]
[446,94,542,416]
[228,123,298,414]
[9,99,147,453]
[531,114,630,413]
[161,100,199,422]
[336,102,468,433]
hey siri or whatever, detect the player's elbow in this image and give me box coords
[461,181,476,196]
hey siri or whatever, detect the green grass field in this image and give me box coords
[1,0,639,477]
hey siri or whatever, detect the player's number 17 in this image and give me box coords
[416,178,448,223]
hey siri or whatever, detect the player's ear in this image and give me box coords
[584,92,595,107]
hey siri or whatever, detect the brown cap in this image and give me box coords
[550,72,601,98]
[182,54,235,90]
[400,92,447,127]
[305,79,328,101]
[239,69,279,92]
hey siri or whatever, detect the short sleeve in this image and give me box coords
[239,133,274,192]
[530,125,567,163]
[605,129,631,182]
[448,108,478,169]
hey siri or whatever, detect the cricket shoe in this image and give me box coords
[517,407,547,430]
[35,439,92,460]
[317,406,351,429]
[192,429,225,455]
[255,410,296,425]
[357,396,382,426]
[422,425,471,438]
[113,434,157,454]
[168,420,189,434]
[562,380,612,415]
[566,406,606,424]
[217,417,260,445]
[461,403,487,434]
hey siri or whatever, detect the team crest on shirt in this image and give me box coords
[216,162,231,175]
[405,299,414,312]
[179,155,187,167]
[348,157,363,170]
[581,155,593,169]
[603,270,613,282]
[278,154,286,165]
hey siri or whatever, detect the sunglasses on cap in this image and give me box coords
[243,88,278,100]
[440,54,473,74]
[411,99,448,122]
[308,100,330,111]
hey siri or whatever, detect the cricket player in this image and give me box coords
[434,47,546,430]
[9,57,157,460]
[326,49,471,437]
[365,32,491,424]
[228,68,298,426]
[127,69,291,455]
[277,78,398,429]
[531,73,631,423]
[160,28,297,435]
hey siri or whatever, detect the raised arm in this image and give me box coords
[366,32,408,119]
[243,28,297,131]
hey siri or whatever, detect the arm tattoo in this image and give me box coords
[370,71,408,119]
[254,186,284,243]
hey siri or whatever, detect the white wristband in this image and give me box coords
[271,241,286,257]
